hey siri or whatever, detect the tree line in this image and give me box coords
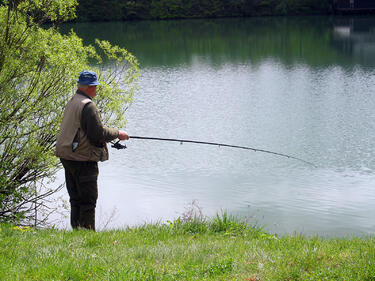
[76,0,333,22]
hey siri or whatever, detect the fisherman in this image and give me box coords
[55,70,129,231]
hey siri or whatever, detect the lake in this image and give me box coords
[55,16,375,236]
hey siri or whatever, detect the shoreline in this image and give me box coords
[1,217,374,280]
[72,1,339,23]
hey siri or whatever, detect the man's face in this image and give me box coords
[87,85,97,97]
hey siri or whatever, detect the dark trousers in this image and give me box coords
[60,159,99,231]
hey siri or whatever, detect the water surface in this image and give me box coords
[55,16,375,236]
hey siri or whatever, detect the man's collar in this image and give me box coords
[76,89,92,100]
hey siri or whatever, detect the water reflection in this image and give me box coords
[60,16,375,68]
[61,17,338,67]
[332,17,375,65]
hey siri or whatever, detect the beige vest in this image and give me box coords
[55,93,109,162]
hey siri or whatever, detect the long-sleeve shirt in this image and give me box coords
[77,90,119,147]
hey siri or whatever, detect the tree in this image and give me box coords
[0,0,139,226]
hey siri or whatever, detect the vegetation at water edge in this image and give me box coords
[1,214,375,280]
[76,0,333,22]
[0,0,139,226]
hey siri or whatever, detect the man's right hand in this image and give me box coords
[118,130,130,140]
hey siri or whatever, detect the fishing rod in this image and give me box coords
[111,136,316,167]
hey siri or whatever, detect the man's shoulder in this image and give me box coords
[82,100,100,118]
[74,92,93,104]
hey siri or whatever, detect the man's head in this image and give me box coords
[77,70,100,98]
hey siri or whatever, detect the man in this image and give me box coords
[56,70,129,231]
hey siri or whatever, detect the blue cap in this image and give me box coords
[77,70,100,86]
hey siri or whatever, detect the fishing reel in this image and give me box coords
[111,140,127,150]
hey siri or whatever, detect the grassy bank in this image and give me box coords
[1,215,375,280]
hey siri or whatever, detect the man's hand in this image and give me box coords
[118,130,130,140]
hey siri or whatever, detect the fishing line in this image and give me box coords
[111,136,316,168]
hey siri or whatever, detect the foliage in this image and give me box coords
[165,210,263,238]
[75,0,333,22]
[93,39,139,128]
[1,220,375,280]
[0,0,139,225]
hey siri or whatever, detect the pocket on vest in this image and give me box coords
[90,148,103,160]
[72,128,80,152]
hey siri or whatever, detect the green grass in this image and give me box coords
[1,214,375,280]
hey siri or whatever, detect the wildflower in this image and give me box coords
[12,226,32,232]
